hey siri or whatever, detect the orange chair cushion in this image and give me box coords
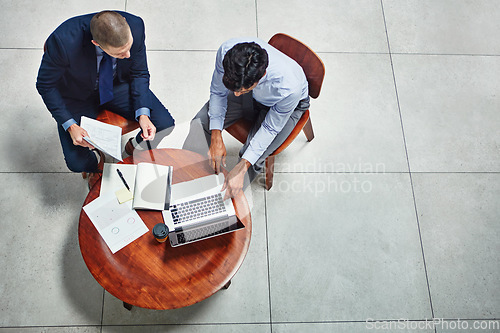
[225,119,253,145]
[96,109,140,135]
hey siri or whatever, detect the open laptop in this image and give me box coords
[161,173,244,247]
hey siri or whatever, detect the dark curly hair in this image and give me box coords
[222,42,269,92]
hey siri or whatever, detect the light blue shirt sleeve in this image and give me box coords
[62,118,77,131]
[241,91,302,165]
[135,107,150,119]
[208,45,230,131]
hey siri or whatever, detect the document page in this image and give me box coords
[80,116,123,161]
[133,163,171,210]
[83,191,148,254]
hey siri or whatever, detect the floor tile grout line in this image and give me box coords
[0,326,102,329]
[380,0,436,327]
[0,171,75,174]
[255,0,259,38]
[265,318,500,324]
[100,322,273,327]
[391,52,500,57]
[148,49,219,52]
[1,322,286,329]
[4,317,497,329]
[0,47,42,50]
[100,288,105,332]
[2,47,500,58]
[264,190,274,333]
[260,318,500,325]
[403,171,500,174]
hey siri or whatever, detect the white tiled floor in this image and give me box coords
[1,1,499,332]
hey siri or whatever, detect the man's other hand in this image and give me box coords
[138,115,156,141]
[222,159,250,200]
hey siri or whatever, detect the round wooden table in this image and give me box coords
[78,149,252,310]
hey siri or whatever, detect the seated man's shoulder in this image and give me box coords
[55,13,94,32]
[43,17,88,58]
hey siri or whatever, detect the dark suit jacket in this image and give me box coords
[36,11,151,126]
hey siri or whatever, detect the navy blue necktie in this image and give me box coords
[99,53,114,105]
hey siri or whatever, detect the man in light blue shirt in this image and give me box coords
[183,37,309,199]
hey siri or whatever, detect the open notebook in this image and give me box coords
[101,163,172,210]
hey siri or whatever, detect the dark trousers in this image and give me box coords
[57,82,174,173]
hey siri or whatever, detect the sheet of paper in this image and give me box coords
[83,191,148,254]
[80,116,123,161]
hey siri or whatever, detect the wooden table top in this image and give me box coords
[78,148,252,310]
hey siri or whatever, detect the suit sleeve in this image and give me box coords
[36,33,74,126]
[129,17,152,112]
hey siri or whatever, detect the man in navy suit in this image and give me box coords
[36,10,174,176]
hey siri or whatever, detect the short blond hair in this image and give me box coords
[90,11,131,48]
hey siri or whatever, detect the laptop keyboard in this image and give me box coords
[177,224,231,244]
[170,193,226,225]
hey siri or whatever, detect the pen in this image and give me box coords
[116,168,130,191]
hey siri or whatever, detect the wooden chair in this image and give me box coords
[225,33,325,190]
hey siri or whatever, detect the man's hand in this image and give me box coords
[138,115,156,141]
[208,130,226,174]
[68,124,94,149]
[222,159,251,200]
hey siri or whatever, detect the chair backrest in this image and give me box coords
[268,33,325,99]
